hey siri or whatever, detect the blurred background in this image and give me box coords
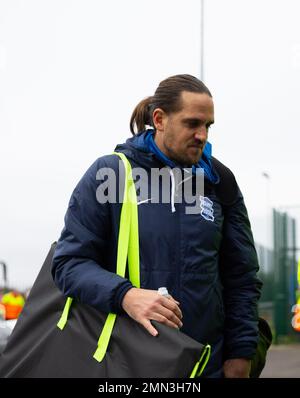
[0,0,300,376]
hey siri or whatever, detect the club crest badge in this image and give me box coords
[199,196,214,222]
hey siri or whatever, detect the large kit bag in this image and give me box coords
[0,152,210,378]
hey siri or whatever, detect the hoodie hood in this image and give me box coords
[115,130,220,184]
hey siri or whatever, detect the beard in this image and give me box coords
[163,132,204,166]
[164,143,203,166]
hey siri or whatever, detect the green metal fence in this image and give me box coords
[256,244,275,335]
[257,209,299,343]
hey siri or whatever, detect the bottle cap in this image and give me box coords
[158,287,169,297]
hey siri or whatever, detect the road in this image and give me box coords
[261,344,300,378]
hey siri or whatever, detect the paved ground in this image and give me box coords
[261,344,300,378]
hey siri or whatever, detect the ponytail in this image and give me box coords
[130,96,153,135]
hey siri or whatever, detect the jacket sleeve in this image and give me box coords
[219,187,263,360]
[51,156,133,314]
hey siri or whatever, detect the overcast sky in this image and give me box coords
[1,0,300,289]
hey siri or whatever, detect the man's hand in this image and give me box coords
[223,358,251,378]
[121,288,183,336]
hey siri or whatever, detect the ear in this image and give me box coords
[152,108,167,132]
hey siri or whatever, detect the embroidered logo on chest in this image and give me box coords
[199,196,214,222]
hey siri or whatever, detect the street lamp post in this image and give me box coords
[200,0,204,81]
[0,260,8,289]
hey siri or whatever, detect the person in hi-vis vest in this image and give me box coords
[1,291,25,320]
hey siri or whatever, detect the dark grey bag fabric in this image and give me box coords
[0,243,208,378]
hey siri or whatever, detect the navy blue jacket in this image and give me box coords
[52,132,262,377]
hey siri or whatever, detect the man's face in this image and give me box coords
[153,91,214,166]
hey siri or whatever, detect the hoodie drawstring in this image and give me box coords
[169,168,176,213]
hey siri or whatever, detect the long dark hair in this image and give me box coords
[130,74,212,135]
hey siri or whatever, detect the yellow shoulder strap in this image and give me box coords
[57,152,140,363]
[93,152,139,361]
